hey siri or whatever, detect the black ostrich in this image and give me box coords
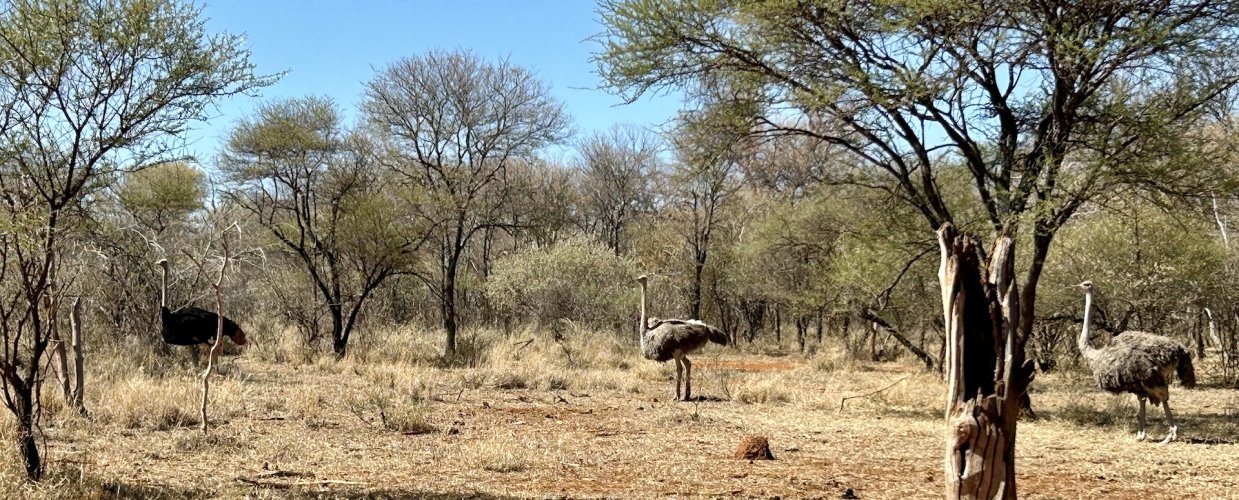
[157,259,247,349]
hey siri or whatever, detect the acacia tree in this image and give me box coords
[117,162,207,235]
[0,0,269,479]
[597,1,1239,497]
[507,159,579,249]
[362,50,570,356]
[223,97,431,356]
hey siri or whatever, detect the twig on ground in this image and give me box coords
[838,376,910,412]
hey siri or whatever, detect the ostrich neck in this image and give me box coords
[1078,289,1095,354]
[638,280,648,350]
[160,265,168,309]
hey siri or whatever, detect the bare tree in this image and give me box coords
[576,124,662,255]
[363,49,570,356]
[181,224,237,434]
[671,107,746,320]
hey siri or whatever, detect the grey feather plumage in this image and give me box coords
[1082,331,1194,405]
[642,318,728,362]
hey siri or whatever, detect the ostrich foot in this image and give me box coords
[1159,426,1178,444]
[1135,431,1146,441]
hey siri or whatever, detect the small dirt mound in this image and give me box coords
[733,435,775,460]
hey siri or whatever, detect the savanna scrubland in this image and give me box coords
[5,0,1239,499]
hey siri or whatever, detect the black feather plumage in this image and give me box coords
[161,306,246,346]
[157,259,247,348]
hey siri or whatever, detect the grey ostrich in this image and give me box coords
[637,274,728,401]
[1075,280,1195,442]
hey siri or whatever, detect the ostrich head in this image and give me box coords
[636,274,648,284]
[155,258,169,269]
[1074,280,1093,291]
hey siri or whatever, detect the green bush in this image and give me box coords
[484,236,636,329]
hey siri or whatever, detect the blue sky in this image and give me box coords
[190,0,682,163]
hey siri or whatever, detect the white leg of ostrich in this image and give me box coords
[674,356,683,401]
[1136,397,1147,441]
[1160,400,1178,444]
[683,356,692,401]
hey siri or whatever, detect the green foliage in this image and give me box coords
[221,96,433,354]
[733,194,840,314]
[485,236,637,329]
[116,162,206,232]
[1042,200,1229,335]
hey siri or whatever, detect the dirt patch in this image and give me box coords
[13,352,1239,499]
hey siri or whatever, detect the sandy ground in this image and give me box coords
[21,352,1239,499]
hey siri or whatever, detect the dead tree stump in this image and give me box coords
[733,435,774,460]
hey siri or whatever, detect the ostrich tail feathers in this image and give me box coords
[1178,350,1197,389]
[708,326,729,346]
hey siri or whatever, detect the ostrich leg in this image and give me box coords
[1160,400,1178,443]
[674,356,684,401]
[683,356,692,401]
[1136,397,1147,441]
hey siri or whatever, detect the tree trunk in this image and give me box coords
[69,297,86,415]
[330,304,347,356]
[1194,306,1206,359]
[442,259,459,356]
[796,316,808,353]
[816,311,824,343]
[868,320,879,361]
[939,223,1030,500]
[1204,307,1229,382]
[49,294,73,406]
[16,387,40,480]
[774,306,782,343]
[742,299,764,343]
[690,257,705,320]
[2,370,42,480]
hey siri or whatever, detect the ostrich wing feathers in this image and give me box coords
[161,306,246,346]
[1110,331,1195,388]
[641,319,727,362]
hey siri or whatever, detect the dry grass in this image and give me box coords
[0,326,1238,498]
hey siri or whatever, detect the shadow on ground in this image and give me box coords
[62,476,522,500]
[1039,405,1239,444]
